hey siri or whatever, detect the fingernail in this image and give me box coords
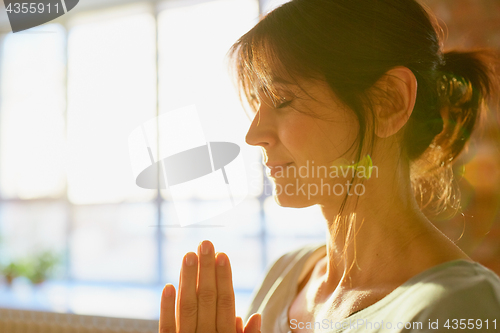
[163,285,172,297]
[217,254,226,266]
[201,241,210,255]
[186,253,195,266]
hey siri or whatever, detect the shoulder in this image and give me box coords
[407,260,500,322]
[243,242,326,321]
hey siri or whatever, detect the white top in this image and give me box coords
[244,243,500,332]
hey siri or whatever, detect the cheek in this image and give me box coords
[282,116,358,162]
[276,103,360,164]
[316,113,359,160]
[279,116,318,154]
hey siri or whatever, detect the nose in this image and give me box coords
[245,105,277,148]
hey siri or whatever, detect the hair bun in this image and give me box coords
[437,73,473,107]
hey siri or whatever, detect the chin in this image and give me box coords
[271,188,318,208]
[269,177,347,208]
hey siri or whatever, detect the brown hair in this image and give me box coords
[227,0,498,217]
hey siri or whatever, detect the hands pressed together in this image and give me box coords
[159,240,262,333]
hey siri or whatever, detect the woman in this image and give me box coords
[159,0,500,332]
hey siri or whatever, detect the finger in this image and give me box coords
[244,313,261,333]
[177,252,198,333]
[197,240,217,331]
[236,316,243,333]
[215,252,236,333]
[159,284,176,333]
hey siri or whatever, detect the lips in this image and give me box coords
[265,162,293,178]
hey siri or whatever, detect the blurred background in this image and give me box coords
[0,0,498,331]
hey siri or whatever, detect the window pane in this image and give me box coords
[0,24,66,199]
[261,0,291,13]
[70,203,157,283]
[263,196,327,264]
[0,202,66,265]
[158,0,261,200]
[264,196,326,237]
[67,10,156,204]
[162,201,264,289]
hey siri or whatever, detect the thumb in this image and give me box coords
[243,313,261,333]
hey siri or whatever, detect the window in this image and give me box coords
[0,24,67,266]
[0,0,326,319]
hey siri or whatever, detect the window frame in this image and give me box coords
[0,0,271,287]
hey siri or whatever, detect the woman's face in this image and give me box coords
[245,78,360,207]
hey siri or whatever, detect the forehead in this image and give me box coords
[255,75,295,89]
[256,75,311,94]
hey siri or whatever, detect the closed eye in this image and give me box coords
[276,99,293,109]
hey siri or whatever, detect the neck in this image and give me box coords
[316,151,438,292]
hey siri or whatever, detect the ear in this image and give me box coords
[372,66,417,138]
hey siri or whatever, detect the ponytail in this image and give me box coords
[410,50,499,215]
[434,50,498,165]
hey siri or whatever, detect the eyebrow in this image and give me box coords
[254,77,299,96]
[271,77,296,86]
